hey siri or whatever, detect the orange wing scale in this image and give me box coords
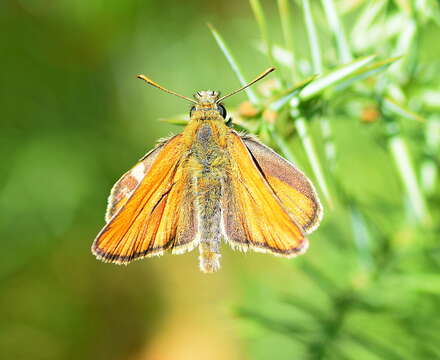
[223,132,308,256]
[92,135,198,264]
[105,139,170,222]
[242,136,322,234]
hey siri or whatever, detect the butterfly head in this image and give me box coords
[194,90,220,103]
[137,67,275,121]
[190,91,227,119]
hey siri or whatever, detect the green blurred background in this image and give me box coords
[1,0,439,359]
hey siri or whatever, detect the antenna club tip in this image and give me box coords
[137,74,146,80]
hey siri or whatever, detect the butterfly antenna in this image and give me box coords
[137,74,197,104]
[216,67,276,103]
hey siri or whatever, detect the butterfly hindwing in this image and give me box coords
[92,135,199,264]
[242,135,322,234]
[222,131,308,257]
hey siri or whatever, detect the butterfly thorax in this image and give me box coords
[183,91,228,147]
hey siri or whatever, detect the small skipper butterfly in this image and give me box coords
[92,68,323,273]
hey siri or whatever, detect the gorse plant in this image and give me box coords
[195,0,439,359]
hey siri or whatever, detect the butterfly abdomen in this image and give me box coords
[188,122,229,273]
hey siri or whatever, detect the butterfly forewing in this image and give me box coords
[242,135,322,234]
[92,135,199,264]
[105,137,174,222]
[222,131,308,257]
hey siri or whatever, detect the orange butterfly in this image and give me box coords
[92,68,323,273]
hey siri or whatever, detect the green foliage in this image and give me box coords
[208,0,440,359]
[1,1,439,359]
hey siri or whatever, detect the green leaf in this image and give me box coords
[294,116,333,206]
[277,0,297,79]
[231,114,259,133]
[383,97,426,123]
[277,0,294,55]
[299,261,339,296]
[350,206,373,271]
[282,295,328,322]
[351,0,387,49]
[385,274,440,294]
[208,23,259,104]
[235,307,309,336]
[249,0,274,66]
[303,0,323,73]
[256,42,293,67]
[321,0,353,63]
[393,0,412,15]
[269,75,318,111]
[348,331,408,360]
[267,126,299,164]
[388,134,431,225]
[159,115,189,126]
[419,89,440,109]
[299,55,376,100]
[335,56,401,91]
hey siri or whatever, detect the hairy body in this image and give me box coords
[186,110,230,272]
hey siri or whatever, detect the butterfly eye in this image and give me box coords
[190,106,196,117]
[218,104,227,118]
